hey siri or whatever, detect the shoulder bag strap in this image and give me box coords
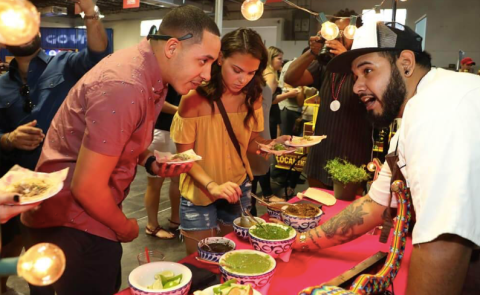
[215,99,250,180]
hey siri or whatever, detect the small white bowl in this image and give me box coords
[281,205,323,233]
[129,261,192,295]
[248,223,296,256]
[233,217,266,240]
[266,202,289,220]
[197,237,236,263]
[219,250,276,290]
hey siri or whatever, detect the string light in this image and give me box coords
[0,0,40,46]
[241,0,266,21]
[17,243,66,286]
[316,12,338,41]
[343,16,358,39]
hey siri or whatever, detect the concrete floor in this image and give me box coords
[7,167,307,294]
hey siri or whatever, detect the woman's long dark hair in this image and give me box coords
[197,28,268,127]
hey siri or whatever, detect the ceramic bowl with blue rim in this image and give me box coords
[197,237,236,263]
[266,202,289,220]
[219,249,276,290]
[233,216,266,240]
[248,223,297,256]
[129,261,192,295]
[281,205,323,233]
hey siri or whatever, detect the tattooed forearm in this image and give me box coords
[320,198,370,242]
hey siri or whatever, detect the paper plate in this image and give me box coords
[301,188,337,206]
[154,149,202,164]
[258,142,297,156]
[285,135,327,148]
[0,165,69,205]
[200,285,261,295]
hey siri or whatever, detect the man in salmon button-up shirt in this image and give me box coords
[21,5,221,295]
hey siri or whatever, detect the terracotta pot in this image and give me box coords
[333,180,362,201]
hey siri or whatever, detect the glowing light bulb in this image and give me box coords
[320,21,339,41]
[241,0,264,21]
[343,25,357,39]
[0,0,40,46]
[367,162,377,172]
[17,243,66,286]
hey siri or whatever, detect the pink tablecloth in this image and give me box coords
[117,190,412,295]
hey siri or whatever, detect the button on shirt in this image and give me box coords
[0,48,109,174]
[21,38,167,241]
[369,68,480,246]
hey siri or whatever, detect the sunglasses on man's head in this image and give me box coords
[19,84,33,113]
[147,33,193,42]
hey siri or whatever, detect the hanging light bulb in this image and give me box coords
[241,0,265,21]
[17,243,66,286]
[0,0,40,46]
[316,12,339,41]
[343,15,357,40]
[320,21,339,41]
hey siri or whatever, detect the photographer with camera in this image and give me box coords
[285,9,373,195]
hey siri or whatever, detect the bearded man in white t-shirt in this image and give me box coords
[292,21,480,294]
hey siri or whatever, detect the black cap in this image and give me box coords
[327,22,423,73]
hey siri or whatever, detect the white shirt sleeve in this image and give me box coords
[368,133,399,208]
[404,87,480,246]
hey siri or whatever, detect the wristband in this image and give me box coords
[144,155,157,176]
[5,132,14,148]
[299,233,309,251]
[309,49,319,57]
[205,181,216,192]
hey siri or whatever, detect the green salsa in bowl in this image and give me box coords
[219,250,276,289]
[248,223,297,259]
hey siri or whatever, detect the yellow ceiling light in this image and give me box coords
[17,243,66,286]
[241,0,265,21]
[0,0,40,46]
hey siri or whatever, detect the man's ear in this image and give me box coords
[164,38,180,59]
[398,50,416,77]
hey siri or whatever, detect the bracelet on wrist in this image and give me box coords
[144,155,157,176]
[6,132,14,148]
[309,49,319,58]
[205,181,216,192]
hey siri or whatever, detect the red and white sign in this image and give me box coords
[123,0,140,9]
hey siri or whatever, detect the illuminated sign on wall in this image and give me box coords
[45,34,87,45]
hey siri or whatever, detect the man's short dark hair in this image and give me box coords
[331,9,363,27]
[380,50,432,70]
[158,5,220,44]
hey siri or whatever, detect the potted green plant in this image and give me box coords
[324,158,370,201]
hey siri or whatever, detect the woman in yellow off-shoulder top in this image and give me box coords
[171,28,290,254]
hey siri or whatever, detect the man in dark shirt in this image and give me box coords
[285,9,373,196]
[0,0,109,293]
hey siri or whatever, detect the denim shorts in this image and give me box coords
[180,178,252,231]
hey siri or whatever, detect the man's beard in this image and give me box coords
[366,66,407,127]
[6,35,41,57]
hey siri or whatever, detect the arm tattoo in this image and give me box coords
[308,229,322,249]
[320,198,371,243]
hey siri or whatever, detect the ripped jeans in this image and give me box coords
[179,178,252,231]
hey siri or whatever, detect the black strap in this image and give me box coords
[215,99,250,181]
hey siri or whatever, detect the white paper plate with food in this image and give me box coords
[0,165,69,205]
[285,135,327,147]
[154,149,202,164]
[194,279,260,295]
[258,142,297,156]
